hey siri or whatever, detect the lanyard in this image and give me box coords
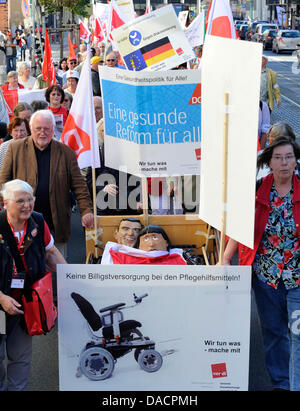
[6,216,28,252]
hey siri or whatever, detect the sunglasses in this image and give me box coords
[106,59,116,62]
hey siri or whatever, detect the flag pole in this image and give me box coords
[142,178,149,227]
[218,92,229,265]
[92,167,98,258]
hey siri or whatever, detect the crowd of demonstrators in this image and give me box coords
[0,19,299,391]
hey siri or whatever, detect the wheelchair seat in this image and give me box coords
[102,320,142,339]
[71,292,102,331]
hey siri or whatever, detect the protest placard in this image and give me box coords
[58,264,251,391]
[99,66,201,177]
[199,35,262,249]
[111,4,195,71]
[116,0,135,21]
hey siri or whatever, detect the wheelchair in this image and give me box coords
[71,292,163,381]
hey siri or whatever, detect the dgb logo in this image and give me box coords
[188,83,201,105]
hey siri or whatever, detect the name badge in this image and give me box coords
[11,273,26,289]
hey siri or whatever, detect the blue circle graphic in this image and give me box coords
[129,30,142,46]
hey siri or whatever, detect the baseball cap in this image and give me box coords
[66,70,79,80]
[90,56,102,65]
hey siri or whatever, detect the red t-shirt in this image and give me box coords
[48,105,68,125]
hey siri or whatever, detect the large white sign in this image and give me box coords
[111,5,195,71]
[200,35,262,249]
[100,67,202,177]
[57,264,251,391]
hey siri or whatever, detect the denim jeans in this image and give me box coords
[6,56,16,73]
[0,315,32,391]
[253,276,300,391]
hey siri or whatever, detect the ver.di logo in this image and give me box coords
[129,30,142,46]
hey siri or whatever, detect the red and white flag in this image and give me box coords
[101,242,187,265]
[94,17,105,43]
[42,28,56,87]
[206,0,237,39]
[1,89,46,119]
[144,4,153,14]
[60,45,100,169]
[107,0,128,40]
[79,19,91,42]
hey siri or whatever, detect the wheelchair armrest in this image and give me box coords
[100,302,126,313]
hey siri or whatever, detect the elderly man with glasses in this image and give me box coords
[0,109,93,259]
[105,51,125,69]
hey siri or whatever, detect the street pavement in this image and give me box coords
[9,45,300,392]
[265,50,300,144]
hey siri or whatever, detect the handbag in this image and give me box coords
[0,211,57,335]
[21,270,57,335]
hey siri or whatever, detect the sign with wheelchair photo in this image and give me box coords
[57,264,251,391]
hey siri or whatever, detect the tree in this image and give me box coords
[39,0,91,21]
[38,0,90,58]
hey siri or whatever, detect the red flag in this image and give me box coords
[68,33,77,59]
[108,0,128,40]
[110,250,187,265]
[144,4,153,14]
[101,242,187,265]
[94,17,105,42]
[79,19,91,41]
[206,0,237,39]
[42,28,56,87]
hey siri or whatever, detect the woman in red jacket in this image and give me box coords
[222,137,300,391]
[1,71,25,93]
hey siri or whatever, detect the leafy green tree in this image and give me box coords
[39,0,90,20]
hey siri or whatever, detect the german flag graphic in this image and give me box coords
[140,37,176,66]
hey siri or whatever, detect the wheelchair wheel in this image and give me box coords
[79,347,115,381]
[134,336,150,362]
[138,349,163,373]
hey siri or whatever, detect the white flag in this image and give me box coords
[185,11,205,47]
[60,45,100,169]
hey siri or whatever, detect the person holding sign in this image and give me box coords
[222,137,300,391]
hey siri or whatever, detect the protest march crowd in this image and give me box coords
[0,0,299,393]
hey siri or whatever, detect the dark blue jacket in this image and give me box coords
[0,210,46,297]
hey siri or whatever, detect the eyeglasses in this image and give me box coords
[12,197,35,206]
[33,126,53,133]
[106,59,116,62]
[272,155,295,162]
[69,61,77,65]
